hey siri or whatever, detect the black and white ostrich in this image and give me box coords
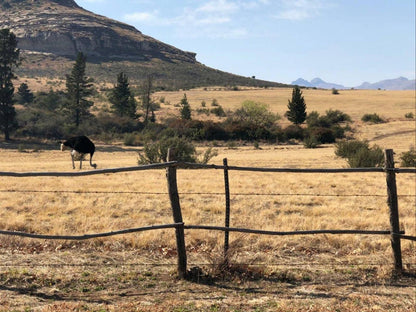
[60,136,97,169]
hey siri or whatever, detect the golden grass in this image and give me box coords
[155,87,415,121]
[0,88,415,311]
[1,87,415,260]
[0,143,414,264]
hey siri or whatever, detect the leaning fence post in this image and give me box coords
[166,148,187,278]
[223,158,231,257]
[384,149,402,271]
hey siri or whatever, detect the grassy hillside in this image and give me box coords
[16,52,290,90]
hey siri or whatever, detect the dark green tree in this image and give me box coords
[0,29,20,140]
[180,93,191,120]
[109,72,137,118]
[17,82,34,104]
[64,52,94,127]
[286,86,307,125]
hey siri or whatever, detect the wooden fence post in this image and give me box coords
[166,148,187,278]
[384,149,402,271]
[223,158,230,257]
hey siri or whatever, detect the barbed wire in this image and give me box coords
[0,262,414,268]
[0,189,414,197]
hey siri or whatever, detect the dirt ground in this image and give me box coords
[0,246,415,312]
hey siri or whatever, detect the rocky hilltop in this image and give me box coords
[0,0,196,62]
[0,0,287,88]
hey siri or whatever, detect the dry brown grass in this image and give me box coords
[0,88,415,311]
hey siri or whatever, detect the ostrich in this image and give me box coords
[60,136,97,169]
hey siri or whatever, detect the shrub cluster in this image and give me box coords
[14,88,353,149]
[400,148,416,167]
[361,113,384,123]
[138,136,218,165]
[286,109,352,148]
[335,140,384,167]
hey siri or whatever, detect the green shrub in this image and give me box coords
[138,136,217,165]
[335,140,369,159]
[283,124,304,141]
[400,148,416,167]
[306,127,335,144]
[361,113,384,123]
[303,136,320,148]
[123,133,142,146]
[210,105,226,117]
[404,112,414,119]
[138,136,196,164]
[335,140,384,167]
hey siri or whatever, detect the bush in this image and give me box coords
[400,148,416,167]
[123,133,141,146]
[305,110,351,144]
[306,127,335,144]
[348,146,384,168]
[138,136,196,164]
[335,140,369,159]
[325,109,351,124]
[303,136,320,148]
[283,124,304,141]
[210,105,226,117]
[138,136,217,165]
[361,113,384,123]
[96,113,143,133]
[16,108,66,139]
[335,140,384,167]
[405,112,414,119]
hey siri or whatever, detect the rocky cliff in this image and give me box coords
[0,0,196,63]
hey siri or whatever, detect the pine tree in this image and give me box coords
[17,82,34,104]
[180,93,191,120]
[286,86,307,125]
[0,29,20,140]
[64,52,94,127]
[109,72,137,118]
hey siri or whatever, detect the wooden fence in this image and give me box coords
[0,148,415,278]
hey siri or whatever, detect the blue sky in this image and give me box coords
[77,0,415,87]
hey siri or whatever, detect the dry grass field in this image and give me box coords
[0,87,415,311]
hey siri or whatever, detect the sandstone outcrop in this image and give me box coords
[0,0,196,62]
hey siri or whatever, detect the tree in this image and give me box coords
[140,75,154,124]
[234,100,279,128]
[286,86,306,125]
[0,29,20,140]
[180,93,191,120]
[109,72,137,118]
[228,100,280,140]
[64,52,94,127]
[17,82,34,104]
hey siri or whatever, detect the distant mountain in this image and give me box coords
[291,78,314,88]
[292,77,415,90]
[292,78,346,89]
[355,77,416,90]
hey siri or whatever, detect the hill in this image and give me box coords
[0,0,288,89]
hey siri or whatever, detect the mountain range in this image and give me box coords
[0,0,288,89]
[292,77,415,90]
